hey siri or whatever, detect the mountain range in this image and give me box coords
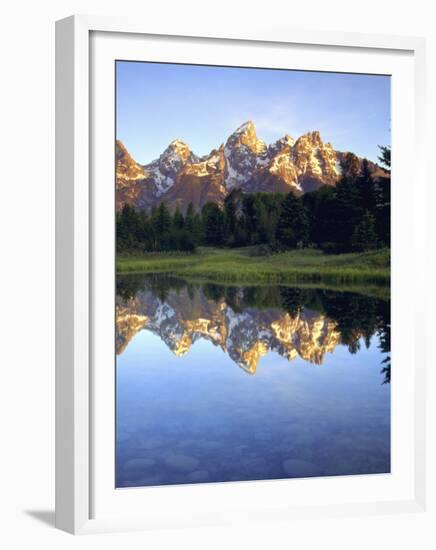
[116,121,385,212]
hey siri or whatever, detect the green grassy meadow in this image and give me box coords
[117,247,390,291]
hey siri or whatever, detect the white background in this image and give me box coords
[0,0,434,548]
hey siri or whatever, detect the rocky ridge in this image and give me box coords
[116,121,384,212]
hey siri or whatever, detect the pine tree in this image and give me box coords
[254,195,269,244]
[351,210,378,252]
[276,192,309,248]
[377,145,391,172]
[241,194,257,244]
[331,177,364,252]
[303,184,336,246]
[202,202,225,246]
[173,204,184,231]
[116,204,142,250]
[152,202,172,250]
[223,189,239,246]
[156,202,171,234]
[374,176,390,247]
[185,202,195,233]
[177,230,196,251]
[374,145,391,247]
[357,159,377,213]
[137,209,151,250]
[234,218,248,246]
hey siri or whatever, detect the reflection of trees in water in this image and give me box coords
[317,291,380,353]
[116,274,146,300]
[281,288,391,383]
[280,287,307,317]
[282,287,392,384]
[203,283,225,303]
[243,286,286,310]
[223,286,242,313]
[117,273,194,302]
[376,299,391,384]
[116,274,390,382]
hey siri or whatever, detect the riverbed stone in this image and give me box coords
[241,456,267,471]
[138,437,164,450]
[124,457,156,470]
[164,453,200,472]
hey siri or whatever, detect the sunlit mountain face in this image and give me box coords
[115,121,388,212]
[116,274,390,380]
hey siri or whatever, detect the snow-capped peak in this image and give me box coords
[162,139,193,162]
[281,134,295,147]
[116,121,382,212]
[234,120,255,134]
[226,120,267,156]
[299,130,323,146]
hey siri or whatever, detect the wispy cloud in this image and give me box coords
[224,99,301,142]
[117,62,390,163]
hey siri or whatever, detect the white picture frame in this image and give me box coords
[55,15,427,535]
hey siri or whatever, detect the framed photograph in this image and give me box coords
[55,15,427,534]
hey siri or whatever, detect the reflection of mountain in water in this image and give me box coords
[116,276,390,377]
[117,290,340,373]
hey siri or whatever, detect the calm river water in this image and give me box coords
[115,274,390,488]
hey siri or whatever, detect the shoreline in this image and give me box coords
[117,247,390,289]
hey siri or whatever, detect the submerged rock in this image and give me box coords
[164,453,200,472]
[124,457,156,470]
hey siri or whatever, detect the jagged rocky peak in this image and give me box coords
[116,138,128,158]
[282,133,295,145]
[226,120,267,155]
[268,134,296,157]
[293,131,330,160]
[116,139,134,166]
[158,139,197,175]
[116,139,146,184]
[180,145,225,177]
[267,151,299,189]
[297,130,324,146]
[232,120,256,138]
[290,130,340,190]
[224,121,270,191]
[160,143,227,213]
[165,139,192,160]
[116,122,387,212]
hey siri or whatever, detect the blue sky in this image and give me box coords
[116,61,390,165]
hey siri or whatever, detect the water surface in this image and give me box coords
[116,274,390,488]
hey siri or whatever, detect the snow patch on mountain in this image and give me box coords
[116,122,385,212]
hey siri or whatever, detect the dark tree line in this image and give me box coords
[303,155,390,253]
[117,202,200,253]
[117,148,390,254]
